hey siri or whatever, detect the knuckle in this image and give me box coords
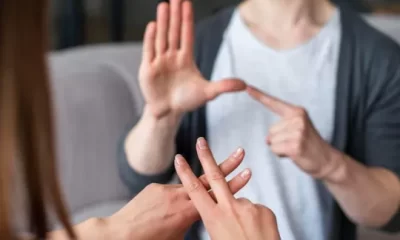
[294,107,307,117]
[290,142,302,157]
[261,207,277,223]
[208,170,225,181]
[187,180,201,193]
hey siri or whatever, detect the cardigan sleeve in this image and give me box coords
[361,35,400,232]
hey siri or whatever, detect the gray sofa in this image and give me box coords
[49,15,400,239]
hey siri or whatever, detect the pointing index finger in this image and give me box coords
[247,85,294,117]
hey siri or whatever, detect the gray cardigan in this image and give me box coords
[119,4,400,240]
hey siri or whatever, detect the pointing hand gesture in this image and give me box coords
[139,0,246,119]
[247,86,338,179]
[175,138,280,240]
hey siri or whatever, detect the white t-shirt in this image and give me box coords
[201,9,341,240]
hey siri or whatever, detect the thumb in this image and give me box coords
[205,78,247,100]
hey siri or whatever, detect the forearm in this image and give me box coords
[324,149,400,228]
[48,218,119,240]
[125,105,182,175]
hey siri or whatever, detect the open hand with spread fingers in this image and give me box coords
[139,0,246,119]
[175,138,280,240]
[108,146,251,240]
[247,86,339,179]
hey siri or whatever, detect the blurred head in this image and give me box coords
[0,0,74,239]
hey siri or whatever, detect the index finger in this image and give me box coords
[196,138,234,205]
[175,154,215,218]
[247,85,294,117]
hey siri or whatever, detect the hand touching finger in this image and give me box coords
[206,79,247,100]
[175,154,215,219]
[247,85,296,117]
[199,147,245,189]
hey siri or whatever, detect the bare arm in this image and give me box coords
[324,150,400,228]
[125,106,181,175]
[48,218,117,240]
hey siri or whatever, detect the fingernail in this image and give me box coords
[175,155,183,167]
[241,169,251,178]
[233,148,243,158]
[197,137,208,150]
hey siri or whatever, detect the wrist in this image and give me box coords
[320,148,350,184]
[70,217,111,240]
[142,105,183,131]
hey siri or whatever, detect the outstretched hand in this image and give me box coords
[139,0,246,119]
[175,138,280,240]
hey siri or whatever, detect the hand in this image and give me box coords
[107,146,251,240]
[139,0,246,119]
[175,138,280,240]
[247,86,338,179]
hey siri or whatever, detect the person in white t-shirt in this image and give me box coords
[120,0,400,240]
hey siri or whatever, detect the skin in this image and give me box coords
[49,148,251,240]
[126,0,400,231]
[175,138,280,240]
[247,86,400,227]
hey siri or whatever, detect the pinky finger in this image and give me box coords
[209,168,252,201]
[142,22,156,63]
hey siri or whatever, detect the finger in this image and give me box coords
[236,197,253,205]
[196,138,233,205]
[181,0,194,56]
[206,78,247,100]
[199,147,244,189]
[208,168,252,201]
[168,0,181,50]
[142,22,156,63]
[268,118,298,136]
[156,3,169,54]
[227,168,251,194]
[269,142,293,158]
[268,130,301,146]
[175,154,215,217]
[247,85,294,117]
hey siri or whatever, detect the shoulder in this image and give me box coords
[340,6,400,94]
[340,6,400,65]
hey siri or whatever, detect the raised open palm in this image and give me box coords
[139,0,246,118]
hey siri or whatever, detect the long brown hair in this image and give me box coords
[0,0,75,238]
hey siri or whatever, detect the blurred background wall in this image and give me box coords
[50,0,397,50]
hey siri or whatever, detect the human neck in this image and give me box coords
[240,0,334,30]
